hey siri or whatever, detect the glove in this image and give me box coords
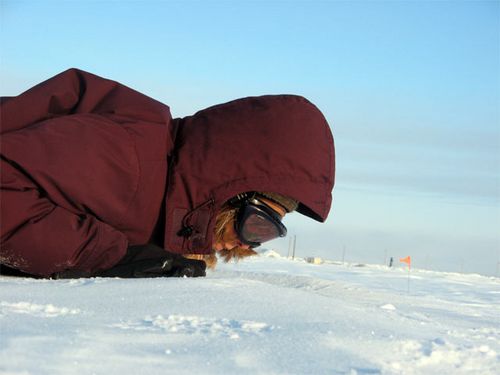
[56,244,206,279]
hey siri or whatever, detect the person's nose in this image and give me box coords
[236,241,251,250]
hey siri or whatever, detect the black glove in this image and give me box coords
[56,244,206,279]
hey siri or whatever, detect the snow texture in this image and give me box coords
[1,252,499,374]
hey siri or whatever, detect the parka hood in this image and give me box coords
[164,95,335,254]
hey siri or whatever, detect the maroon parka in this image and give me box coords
[0,68,335,277]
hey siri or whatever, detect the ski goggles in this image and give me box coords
[233,197,287,248]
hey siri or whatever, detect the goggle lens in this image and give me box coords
[240,213,281,244]
[234,198,287,247]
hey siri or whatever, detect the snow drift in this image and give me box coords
[1,252,499,374]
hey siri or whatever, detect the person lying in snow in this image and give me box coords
[0,69,335,279]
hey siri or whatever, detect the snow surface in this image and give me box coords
[1,251,499,375]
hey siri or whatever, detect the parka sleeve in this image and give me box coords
[0,68,171,135]
[0,68,171,277]
[0,156,128,277]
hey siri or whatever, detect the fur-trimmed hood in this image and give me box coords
[164,95,335,255]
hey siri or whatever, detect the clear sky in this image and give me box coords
[1,0,499,275]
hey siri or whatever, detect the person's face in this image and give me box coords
[213,198,286,252]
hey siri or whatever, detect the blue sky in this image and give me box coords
[1,1,499,275]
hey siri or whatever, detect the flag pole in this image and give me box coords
[407,264,410,294]
[399,256,411,294]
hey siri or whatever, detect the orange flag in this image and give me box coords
[400,256,411,269]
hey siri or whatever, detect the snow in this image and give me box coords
[1,252,499,375]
